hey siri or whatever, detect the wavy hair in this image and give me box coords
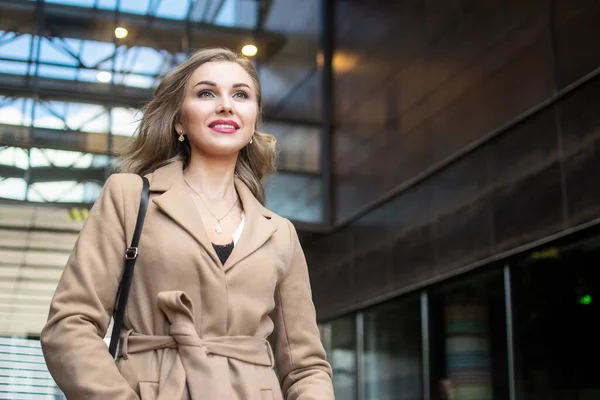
[117,47,277,204]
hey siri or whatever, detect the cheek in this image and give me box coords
[181,101,209,124]
[239,104,258,126]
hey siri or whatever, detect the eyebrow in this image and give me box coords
[193,81,251,89]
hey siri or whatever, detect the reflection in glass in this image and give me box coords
[363,296,423,400]
[264,173,322,223]
[512,235,600,399]
[430,271,509,400]
[263,121,320,173]
[329,316,357,400]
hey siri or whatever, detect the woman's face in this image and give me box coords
[176,61,258,158]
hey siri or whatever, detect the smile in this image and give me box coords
[212,124,237,129]
[208,119,240,134]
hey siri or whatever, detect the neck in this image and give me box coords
[183,153,238,202]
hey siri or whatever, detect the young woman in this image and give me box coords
[41,47,334,400]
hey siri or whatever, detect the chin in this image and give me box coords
[199,142,247,158]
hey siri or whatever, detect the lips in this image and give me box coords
[208,120,240,129]
[208,119,239,135]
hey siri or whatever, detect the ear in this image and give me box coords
[174,121,183,135]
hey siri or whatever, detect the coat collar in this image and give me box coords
[147,161,277,271]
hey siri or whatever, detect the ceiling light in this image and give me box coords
[115,27,128,39]
[97,71,112,83]
[241,44,258,57]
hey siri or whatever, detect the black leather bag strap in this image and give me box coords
[109,176,150,359]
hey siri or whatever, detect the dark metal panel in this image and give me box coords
[434,197,494,275]
[391,224,435,290]
[333,0,555,224]
[311,68,600,320]
[553,0,600,89]
[352,246,392,305]
[492,163,564,252]
[559,77,600,226]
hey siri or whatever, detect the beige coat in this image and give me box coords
[41,161,334,400]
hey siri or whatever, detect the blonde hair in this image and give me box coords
[117,47,277,204]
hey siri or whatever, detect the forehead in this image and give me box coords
[187,61,254,89]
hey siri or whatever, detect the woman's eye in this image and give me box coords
[197,90,214,98]
[233,91,249,99]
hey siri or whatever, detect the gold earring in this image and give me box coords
[178,131,185,142]
[249,136,253,144]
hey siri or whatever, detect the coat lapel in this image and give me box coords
[148,162,221,266]
[223,178,277,272]
[147,161,278,271]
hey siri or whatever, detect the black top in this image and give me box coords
[212,241,234,264]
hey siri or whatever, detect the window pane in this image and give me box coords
[38,64,77,80]
[263,121,321,173]
[363,295,423,400]
[155,0,188,20]
[0,59,28,75]
[120,0,149,14]
[264,173,322,223]
[39,37,78,65]
[430,270,509,400]
[330,316,357,400]
[512,234,600,399]
[0,33,32,59]
[110,107,141,136]
[0,178,26,200]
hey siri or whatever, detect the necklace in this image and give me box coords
[184,180,239,234]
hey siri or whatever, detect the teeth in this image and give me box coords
[213,124,236,129]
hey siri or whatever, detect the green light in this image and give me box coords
[579,295,592,305]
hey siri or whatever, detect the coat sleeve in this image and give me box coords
[269,219,335,400]
[40,174,140,400]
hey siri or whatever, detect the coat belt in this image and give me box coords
[119,291,274,399]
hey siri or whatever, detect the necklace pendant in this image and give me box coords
[215,222,223,234]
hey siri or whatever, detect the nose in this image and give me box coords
[216,98,233,115]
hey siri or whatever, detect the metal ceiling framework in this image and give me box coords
[0,0,322,205]
[1,0,285,56]
[0,0,330,342]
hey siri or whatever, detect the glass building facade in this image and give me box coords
[319,227,600,400]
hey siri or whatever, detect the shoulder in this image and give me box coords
[102,172,143,192]
[104,172,144,188]
[262,208,301,249]
[98,172,149,205]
